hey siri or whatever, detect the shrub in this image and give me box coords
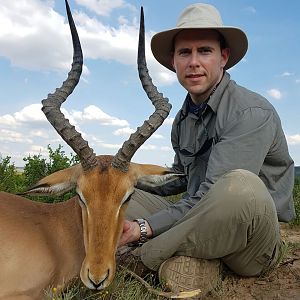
[0,156,25,193]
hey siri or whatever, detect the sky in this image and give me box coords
[0,0,300,168]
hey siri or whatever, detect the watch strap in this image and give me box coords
[134,218,148,246]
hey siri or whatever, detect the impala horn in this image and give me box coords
[41,0,99,171]
[112,7,172,172]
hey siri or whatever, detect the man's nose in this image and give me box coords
[189,51,200,68]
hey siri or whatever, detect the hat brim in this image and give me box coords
[151,26,248,71]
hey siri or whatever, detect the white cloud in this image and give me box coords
[163,117,175,125]
[152,133,164,139]
[112,127,165,143]
[0,114,18,126]
[296,79,300,84]
[0,0,175,86]
[281,71,293,77]
[0,0,72,71]
[118,15,129,25]
[25,145,48,157]
[113,127,134,136]
[140,144,157,150]
[243,6,256,14]
[30,129,49,138]
[80,105,129,126]
[113,127,164,139]
[14,104,46,122]
[267,89,282,100]
[0,103,130,156]
[0,104,46,128]
[0,129,32,144]
[160,146,172,152]
[154,71,177,86]
[112,128,165,143]
[101,143,122,149]
[75,0,126,16]
[286,134,300,145]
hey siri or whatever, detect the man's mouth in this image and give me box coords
[186,74,204,79]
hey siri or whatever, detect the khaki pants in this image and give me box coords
[126,169,281,276]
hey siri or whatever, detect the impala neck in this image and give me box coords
[50,197,85,257]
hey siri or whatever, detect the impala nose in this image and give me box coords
[88,269,109,290]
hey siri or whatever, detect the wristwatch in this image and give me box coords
[134,218,148,246]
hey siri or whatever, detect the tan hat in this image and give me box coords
[151,3,248,71]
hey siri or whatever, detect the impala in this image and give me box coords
[0,1,180,299]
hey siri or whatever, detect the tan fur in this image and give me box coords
[0,193,84,300]
[0,155,173,299]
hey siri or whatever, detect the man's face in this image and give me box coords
[172,29,230,104]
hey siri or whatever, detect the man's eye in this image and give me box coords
[199,48,212,54]
[178,49,190,56]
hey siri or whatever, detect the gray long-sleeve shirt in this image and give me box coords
[145,72,295,236]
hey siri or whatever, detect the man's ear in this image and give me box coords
[171,53,176,71]
[221,47,230,68]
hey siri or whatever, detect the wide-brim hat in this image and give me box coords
[151,3,248,71]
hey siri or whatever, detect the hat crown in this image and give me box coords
[176,4,223,28]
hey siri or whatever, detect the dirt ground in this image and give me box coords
[205,224,300,300]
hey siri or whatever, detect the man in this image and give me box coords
[118,3,295,296]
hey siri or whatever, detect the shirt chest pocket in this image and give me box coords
[178,149,211,196]
[176,112,217,174]
[180,153,194,174]
[178,139,213,175]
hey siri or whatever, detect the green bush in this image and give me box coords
[23,154,47,188]
[47,144,79,174]
[0,155,26,193]
[0,145,78,203]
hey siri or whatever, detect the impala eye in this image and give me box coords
[76,189,87,207]
[122,192,134,205]
[77,195,86,207]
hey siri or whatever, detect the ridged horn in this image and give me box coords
[41,0,99,171]
[112,7,172,172]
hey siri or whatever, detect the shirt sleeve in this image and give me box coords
[146,107,276,236]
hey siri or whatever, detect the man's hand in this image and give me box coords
[118,220,153,246]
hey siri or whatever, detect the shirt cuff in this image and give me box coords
[145,210,177,237]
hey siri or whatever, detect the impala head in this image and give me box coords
[22,0,179,290]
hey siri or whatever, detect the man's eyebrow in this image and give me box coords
[177,47,190,51]
[174,44,215,54]
[198,45,214,49]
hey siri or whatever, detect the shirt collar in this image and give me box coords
[207,72,231,113]
[180,72,231,116]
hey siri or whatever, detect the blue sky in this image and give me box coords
[0,0,299,168]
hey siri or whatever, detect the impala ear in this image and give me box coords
[136,172,185,188]
[21,164,82,196]
[135,170,187,196]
